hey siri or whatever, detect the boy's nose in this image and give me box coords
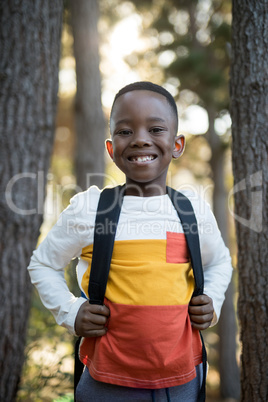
[129,130,152,148]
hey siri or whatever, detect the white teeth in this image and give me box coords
[131,155,154,162]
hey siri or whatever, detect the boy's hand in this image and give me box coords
[75,302,110,338]
[188,294,214,330]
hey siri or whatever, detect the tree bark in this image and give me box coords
[0,1,62,400]
[71,0,106,191]
[230,1,268,401]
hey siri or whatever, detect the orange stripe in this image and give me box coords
[79,299,202,389]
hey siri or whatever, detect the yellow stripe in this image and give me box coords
[81,240,194,306]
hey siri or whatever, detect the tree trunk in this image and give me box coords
[218,280,240,399]
[0,1,62,400]
[208,108,240,400]
[70,0,106,191]
[230,1,268,401]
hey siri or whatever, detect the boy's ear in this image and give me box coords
[172,135,185,159]
[105,139,114,160]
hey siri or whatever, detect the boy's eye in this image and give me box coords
[150,127,165,134]
[117,129,132,136]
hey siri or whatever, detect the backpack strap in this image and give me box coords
[166,186,204,297]
[166,187,207,401]
[166,187,207,402]
[74,186,126,400]
[88,185,125,305]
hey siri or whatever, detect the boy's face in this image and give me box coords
[107,90,184,195]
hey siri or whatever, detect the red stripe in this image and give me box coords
[79,299,202,389]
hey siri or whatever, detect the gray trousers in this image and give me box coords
[76,364,203,402]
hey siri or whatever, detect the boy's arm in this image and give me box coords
[190,195,233,326]
[28,195,90,335]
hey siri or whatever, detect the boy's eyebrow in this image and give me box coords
[114,117,167,126]
[146,117,167,124]
[114,118,132,126]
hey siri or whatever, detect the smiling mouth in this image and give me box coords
[128,155,156,162]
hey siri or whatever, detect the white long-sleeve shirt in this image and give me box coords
[28,185,233,335]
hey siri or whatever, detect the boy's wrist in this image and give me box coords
[65,296,88,336]
[209,311,217,327]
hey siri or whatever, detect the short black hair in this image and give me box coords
[111,81,178,132]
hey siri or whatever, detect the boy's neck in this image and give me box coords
[124,182,167,197]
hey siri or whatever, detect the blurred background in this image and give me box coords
[15,0,240,400]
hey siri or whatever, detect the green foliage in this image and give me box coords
[132,0,154,6]
[129,0,232,112]
[153,4,174,31]
[17,272,77,401]
[54,394,74,402]
[167,48,228,107]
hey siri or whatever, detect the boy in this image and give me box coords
[28,82,233,401]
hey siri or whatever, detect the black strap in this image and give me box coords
[166,187,204,297]
[88,185,125,305]
[74,185,125,400]
[199,331,207,401]
[74,336,83,400]
[166,187,206,401]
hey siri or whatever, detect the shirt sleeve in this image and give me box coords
[27,194,87,335]
[193,196,233,325]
